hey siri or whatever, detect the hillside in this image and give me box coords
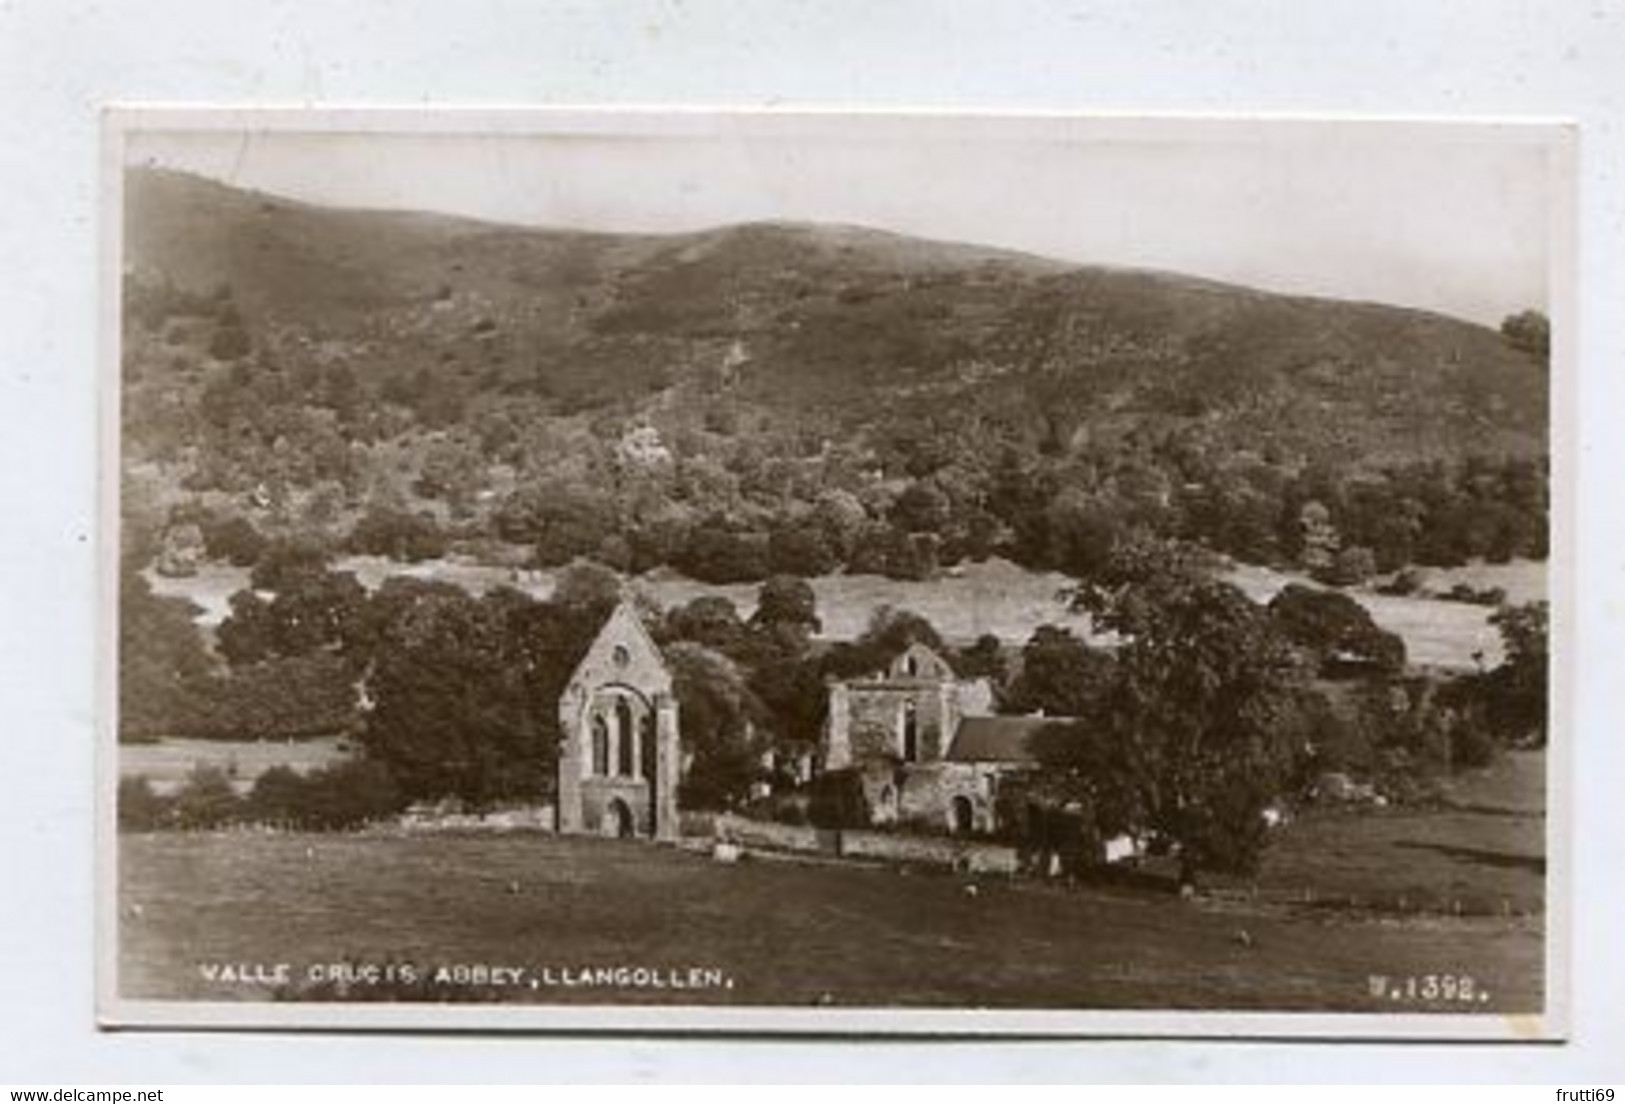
[119,167,1550,587]
[123,167,1545,462]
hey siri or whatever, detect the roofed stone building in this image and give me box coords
[821,642,1063,835]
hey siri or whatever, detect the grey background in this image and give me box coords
[1,0,1620,1083]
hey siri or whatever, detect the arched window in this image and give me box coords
[902,700,919,762]
[616,697,636,776]
[591,714,610,776]
[640,711,657,781]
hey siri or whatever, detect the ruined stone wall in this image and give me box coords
[839,683,953,763]
[557,604,679,839]
[896,762,1002,833]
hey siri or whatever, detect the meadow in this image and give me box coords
[146,554,1545,670]
[119,736,353,794]
[118,754,1545,1012]
[1217,750,1547,916]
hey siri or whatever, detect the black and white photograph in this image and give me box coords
[101,110,1571,1036]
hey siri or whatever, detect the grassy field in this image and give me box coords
[1221,751,1547,917]
[119,737,353,794]
[119,819,1543,1012]
[1227,561,1543,670]
[147,555,1544,670]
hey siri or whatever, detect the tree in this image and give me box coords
[267,570,368,658]
[1483,601,1548,746]
[677,522,770,584]
[1267,583,1406,675]
[215,589,279,667]
[170,652,361,740]
[348,506,447,563]
[767,521,840,577]
[748,655,828,764]
[846,521,931,580]
[1296,499,1340,577]
[170,764,241,829]
[953,633,1008,686]
[217,570,368,666]
[858,605,944,660]
[118,776,171,831]
[413,437,483,516]
[118,569,213,740]
[1057,540,1308,883]
[550,559,623,615]
[1045,489,1124,580]
[665,642,768,809]
[750,575,821,638]
[1026,719,1150,854]
[666,596,750,654]
[891,480,950,534]
[811,489,867,560]
[1500,309,1551,364]
[250,536,331,592]
[1004,625,1115,717]
[200,513,267,567]
[361,586,549,803]
[358,580,617,804]
[1316,544,1378,588]
[508,487,613,567]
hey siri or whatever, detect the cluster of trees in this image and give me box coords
[1017,538,1543,882]
[119,570,215,739]
[123,269,1549,597]
[1023,540,1311,882]
[144,418,1549,592]
[123,522,835,811]
[120,558,362,744]
[122,525,1549,880]
[210,554,629,806]
[119,759,404,832]
[485,426,1548,589]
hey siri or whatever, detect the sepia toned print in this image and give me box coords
[101,109,1572,1036]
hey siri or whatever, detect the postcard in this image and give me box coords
[100,108,1573,1036]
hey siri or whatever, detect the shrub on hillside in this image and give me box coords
[250,535,332,591]
[1314,545,1378,588]
[676,526,771,584]
[1376,568,1424,596]
[348,506,448,563]
[201,513,268,567]
[1442,583,1508,607]
[846,522,934,580]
